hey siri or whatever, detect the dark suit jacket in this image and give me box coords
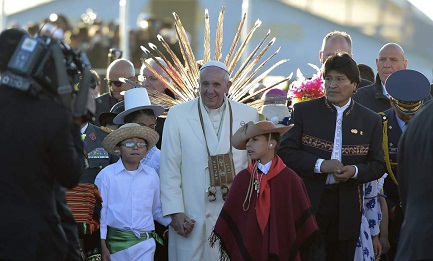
[353,74,390,113]
[0,86,83,260]
[354,74,432,113]
[278,97,384,241]
[396,101,433,260]
[93,92,121,126]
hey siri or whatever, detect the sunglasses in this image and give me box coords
[107,76,135,87]
[120,141,147,148]
[107,80,123,87]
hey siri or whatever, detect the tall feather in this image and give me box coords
[214,7,225,61]
[227,19,262,74]
[224,12,246,69]
[204,9,211,63]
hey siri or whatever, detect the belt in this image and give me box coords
[106,227,164,254]
[324,183,339,191]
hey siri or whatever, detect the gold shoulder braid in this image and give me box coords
[198,99,235,202]
[379,112,399,185]
[100,126,114,134]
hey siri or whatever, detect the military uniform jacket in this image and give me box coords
[382,108,402,209]
[278,97,385,241]
[81,123,117,183]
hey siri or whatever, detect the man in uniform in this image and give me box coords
[380,69,431,260]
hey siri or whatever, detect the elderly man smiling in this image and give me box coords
[159,60,258,261]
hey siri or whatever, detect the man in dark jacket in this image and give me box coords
[94,59,136,125]
[279,53,385,260]
[381,70,431,261]
[0,28,84,261]
[353,43,408,113]
[396,98,433,261]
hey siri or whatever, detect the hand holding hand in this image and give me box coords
[320,159,344,174]
[333,165,356,183]
[170,212,196,238]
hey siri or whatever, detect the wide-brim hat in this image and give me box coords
[232,121,293,150]
[113,88,165,124]
[102,123,159,154]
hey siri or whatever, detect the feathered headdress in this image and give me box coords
[140,6,290,108]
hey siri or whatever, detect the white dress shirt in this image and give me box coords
[141,146,161,174]
[204,101,226,139]
[314,99,358,183]
[258,161,272,174]
[96,160,171,240]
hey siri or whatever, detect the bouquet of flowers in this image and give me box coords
[289,63,325,105]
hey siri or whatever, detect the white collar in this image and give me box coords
[332,98,351,112]
[258,160,272,174]
[81,123,89,134]
[381,82,390,98]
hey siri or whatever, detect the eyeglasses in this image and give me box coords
[107,80,123,87]
[120,141,147,148]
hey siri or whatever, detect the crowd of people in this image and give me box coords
[1,9,433,261]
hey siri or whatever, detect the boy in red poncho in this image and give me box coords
[210,121,319,261]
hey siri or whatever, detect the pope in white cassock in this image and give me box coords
[160,60,258,261]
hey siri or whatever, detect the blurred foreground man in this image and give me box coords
[0,28,83,260]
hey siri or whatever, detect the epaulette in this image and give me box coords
[100,126,114,134]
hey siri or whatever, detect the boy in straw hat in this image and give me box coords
[210,121,319,260]
[113,88,165,173]
[96,123,174,260]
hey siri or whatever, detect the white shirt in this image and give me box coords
[81,123,88,134]
[381,82,390,98]
[141,146,161,174]
[204,100,226,139]
[258,161,272,174]
[394,114,407,132]
[96,160,171,239]
[314,99,358,183]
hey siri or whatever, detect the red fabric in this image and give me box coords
[247,156,286,234]
[212,156,319,260]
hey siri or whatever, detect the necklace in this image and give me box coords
[243,161,261,211]
[254,171,264,197]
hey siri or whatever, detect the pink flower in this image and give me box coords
[289,64,324,104]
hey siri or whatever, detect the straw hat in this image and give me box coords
[102,123,159,154]
[113,88,165,124]
[232,121,293,150]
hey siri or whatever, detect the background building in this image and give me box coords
[2,0,432,82]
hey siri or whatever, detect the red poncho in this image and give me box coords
[210,156,319,261]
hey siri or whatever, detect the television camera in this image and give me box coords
[1,34,93,117]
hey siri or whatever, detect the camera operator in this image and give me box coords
[0,28,84,261]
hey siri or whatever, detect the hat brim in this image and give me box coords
[113,105,165,124]
[98,112,117,126]
[102,125,159,154]
[232,121,293,150]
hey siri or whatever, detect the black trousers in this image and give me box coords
[314,185,357,261]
